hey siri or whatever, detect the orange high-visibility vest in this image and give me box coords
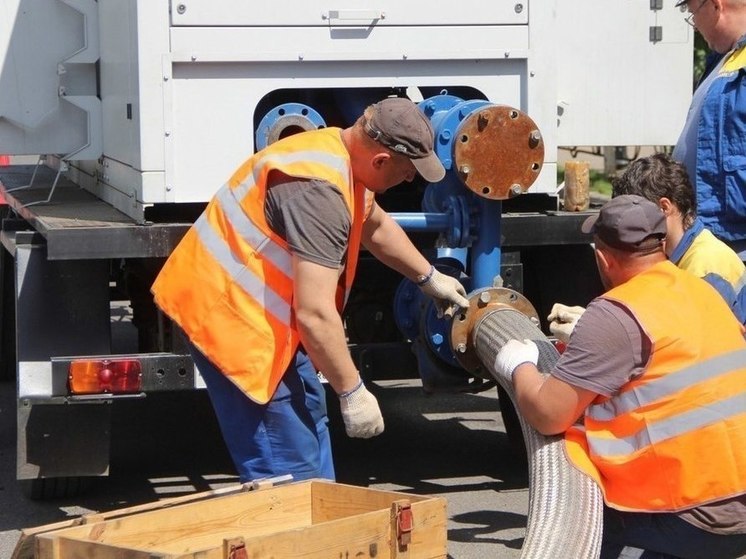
[565,261,746,512]
[152,128,372,403]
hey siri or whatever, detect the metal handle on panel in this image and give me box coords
[323,9,385,22]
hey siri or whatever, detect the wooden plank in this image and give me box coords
[33,482,314,556]
[311,481,447,558]
[13,484,254,559]
[310,480,429,522]
[54,536,172,559]
[234,510,392,558]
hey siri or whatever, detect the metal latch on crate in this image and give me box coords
[394,500,413,549]
[225,537,248,559]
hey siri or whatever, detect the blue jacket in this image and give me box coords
[671,217,746,324]
[695,34,746,242]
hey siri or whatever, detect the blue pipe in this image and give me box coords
[391,213,449,232]
[471,198,503,289]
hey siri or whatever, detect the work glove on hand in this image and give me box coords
[418,267,471,318]
[547,303,586,343]
[494,339,539,379]
[338,379,385,439]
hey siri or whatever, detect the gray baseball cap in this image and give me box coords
[363,97,446,183]
[582,195,666,252]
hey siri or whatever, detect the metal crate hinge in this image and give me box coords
[224,537,248,559]
[393,500,413,551]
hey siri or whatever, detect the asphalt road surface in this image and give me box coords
[0,372,530,558]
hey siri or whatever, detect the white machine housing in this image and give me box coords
[0,0,693,221]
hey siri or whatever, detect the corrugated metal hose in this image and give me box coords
[473,307,603,559]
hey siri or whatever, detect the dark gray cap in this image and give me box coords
[582,195,666,252]
[363,97,446,183]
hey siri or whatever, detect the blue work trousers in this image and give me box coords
[189,343,335,483]
[601,506,746,559]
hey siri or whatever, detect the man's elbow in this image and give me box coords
[521,408,574,436]
[534,420,569,437]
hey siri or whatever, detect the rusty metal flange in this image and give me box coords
[450,287,539,378]
[453,105,544,200]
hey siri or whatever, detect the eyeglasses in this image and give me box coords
[681,0,709,27]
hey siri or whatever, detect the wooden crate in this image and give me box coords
[12,479,447,559]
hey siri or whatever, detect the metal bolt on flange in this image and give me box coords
[479,292,492,306]
[509,184,523,197]
[456,343,467,354]
[477,111,490,131]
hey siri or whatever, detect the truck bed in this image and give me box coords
[0,165,188,260]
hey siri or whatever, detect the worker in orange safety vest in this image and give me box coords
[494,195,746,558]
[152,97,469,483]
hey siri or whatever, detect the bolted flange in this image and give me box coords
[450,287,540,378]
[453,105,544,200]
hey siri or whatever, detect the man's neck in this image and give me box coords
[665,217,686,258]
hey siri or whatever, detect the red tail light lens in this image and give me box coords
[68,359,143,394]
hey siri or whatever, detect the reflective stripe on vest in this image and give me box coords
[587,348,746,423]
[564,261,746,512]
[152,128,361,403]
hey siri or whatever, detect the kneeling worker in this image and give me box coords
[495,195,746,558]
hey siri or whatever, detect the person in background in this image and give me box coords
[612,153,746,323]
[549,153,746,341]
[672,0,746,259]
[495,195,746,559]
[151,97,469,483]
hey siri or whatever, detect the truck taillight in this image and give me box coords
[68,359,142,394]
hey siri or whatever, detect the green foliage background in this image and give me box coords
[693,34,709,86]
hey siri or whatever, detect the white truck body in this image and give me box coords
[1,0,692,219]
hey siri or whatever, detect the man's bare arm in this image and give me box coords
[292,256,360,393]
[512,363,598,435]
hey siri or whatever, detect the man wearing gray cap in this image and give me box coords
[494,195,746,558]
[152,97,469,483]
[672,0,746,259]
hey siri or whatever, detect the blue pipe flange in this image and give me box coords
[422,96,492,173]
[421,174,466,213]
[393,259,466,348]
[440,194,472,248]
[422,268,473,368]
[255,103,326,151]
[418,93,464,172]
[392,277,426,342]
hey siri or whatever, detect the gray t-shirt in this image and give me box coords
[553,298,746,534]
[264,177,350,268]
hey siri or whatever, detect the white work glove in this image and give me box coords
[338,379,384,439]
[547,303,586,343]
[418,267,471,318]
[494,339,539,378]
